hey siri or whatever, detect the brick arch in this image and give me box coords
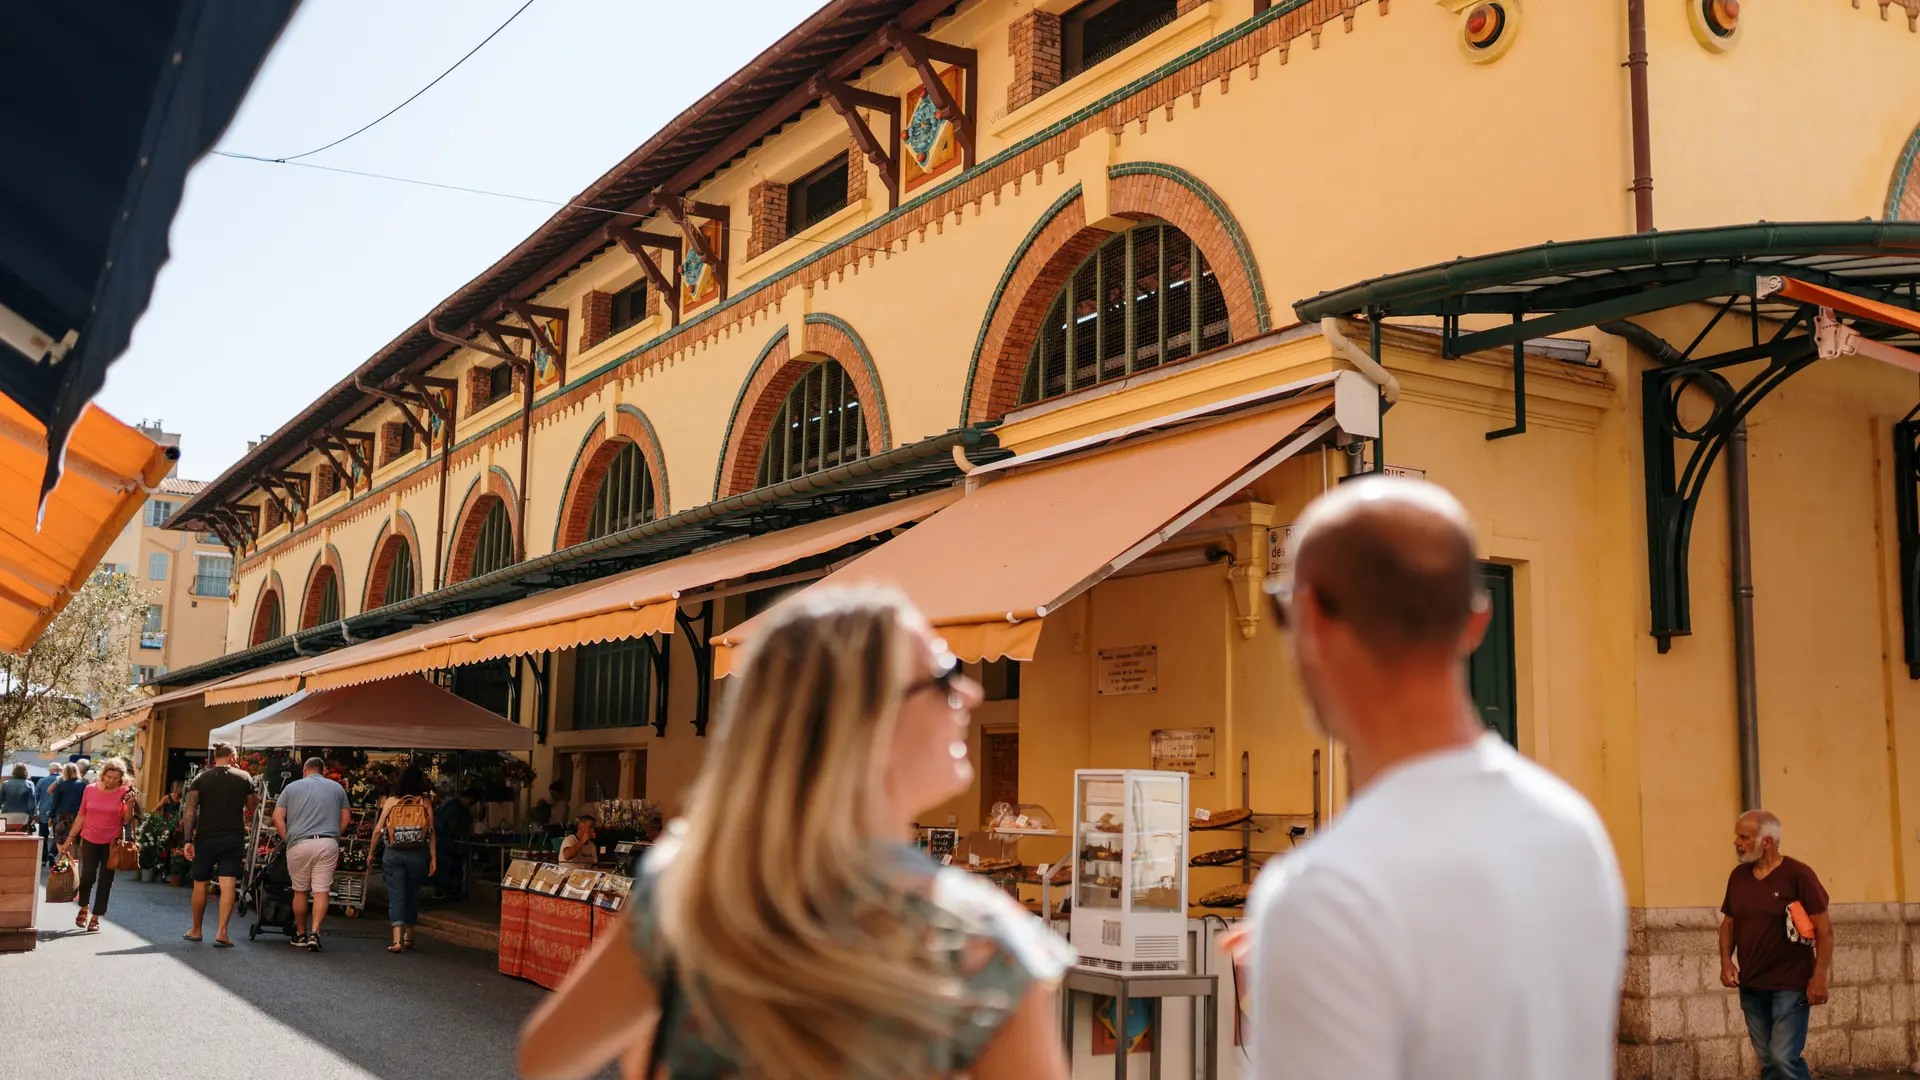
[555,406,671,551]
[712,317,892,500]
[363,511,422,610]
[960,163,1269,425]
[1889,120,1920,221]
[299,544,346,629]
[446,467,521,585]
[249,570,286,646]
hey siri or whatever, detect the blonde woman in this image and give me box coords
[519,586,1071,1080]
[62,757,138,931]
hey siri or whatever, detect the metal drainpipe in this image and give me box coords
[1627,0,1655,232]
[434,409,454,588]
[1602,321,1760,808]
[517,371,532,560]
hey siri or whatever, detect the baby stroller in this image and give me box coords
[244,837,298,941]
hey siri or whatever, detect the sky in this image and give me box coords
[98,0,821,483]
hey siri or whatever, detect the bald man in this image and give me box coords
[1720,810,1829,1080]
[1247,477,1625,1080]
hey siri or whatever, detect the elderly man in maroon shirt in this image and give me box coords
[1719,810,1832,1080]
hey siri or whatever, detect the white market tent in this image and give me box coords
[208,676,535,752]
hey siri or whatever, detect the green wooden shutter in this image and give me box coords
[1468,563,1517,746]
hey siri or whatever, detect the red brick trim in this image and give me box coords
[298,545,346,629]
[445,469,521,585]
[714,319,887,499]
[747,179,789,260]
[362,511,422,610]
[249,583,283,647]
[311,464,337,503]
[965,176,1264,424]
[580,290,613,352]
[556,410,670,550]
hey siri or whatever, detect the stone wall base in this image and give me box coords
[1618,904,1920,1078]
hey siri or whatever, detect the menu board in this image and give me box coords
[923,828,959,864]
[501,859,538,891]
[562,869,605,901]
[529,864,570,896]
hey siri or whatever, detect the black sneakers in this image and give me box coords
[304,933,322,952]
[289,932,307,948]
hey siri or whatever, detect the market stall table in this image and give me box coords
[0,833,41,951]
[497,859,631,989]
[1060,969,1218,1080]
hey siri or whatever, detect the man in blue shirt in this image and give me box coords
[33,769,59,862]
[274,757,350,950]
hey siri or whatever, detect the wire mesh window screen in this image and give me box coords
[261,596,283,642]
[585,441,656,541]
[754,361,868,488]
[383,542,417,606]
[470,499,515,579]
[1019,222,1230,407]
[574,637,652,729]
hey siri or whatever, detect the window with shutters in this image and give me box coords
[585,442,657,541]
[145,500,178,527]
[573,637,654,730]
[1018,222,1229,407]
[754,361,868,488]
[470,499,514,579]
[148,552,169,580]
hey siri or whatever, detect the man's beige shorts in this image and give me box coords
[287,837,339,894]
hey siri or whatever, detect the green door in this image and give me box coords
[1468,563,1517,746]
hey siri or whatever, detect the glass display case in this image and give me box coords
[1070,769,1189,972]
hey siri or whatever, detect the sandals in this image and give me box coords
[402,932,415,950]
[386,942,404,953]
[86,915,99,933]
[74,908,88,929]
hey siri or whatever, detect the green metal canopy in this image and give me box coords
[1292,220,1920,668]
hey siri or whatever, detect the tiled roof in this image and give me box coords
[157,476,206,496]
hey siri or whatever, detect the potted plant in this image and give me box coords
[166,851,190,886]
[135,812,169,882]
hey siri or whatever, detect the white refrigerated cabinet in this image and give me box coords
[1070,769,1190,972]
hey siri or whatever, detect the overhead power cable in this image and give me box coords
[269,0,540,161]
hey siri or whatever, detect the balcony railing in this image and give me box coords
[191,575,230,598]
[139,631,166,650]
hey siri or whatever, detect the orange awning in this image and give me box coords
[206,489,960,704]
[0,396,173,652]
[712,395,1337,676]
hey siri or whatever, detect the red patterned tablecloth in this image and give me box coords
[520,892,594,990]
[497,889,530,979]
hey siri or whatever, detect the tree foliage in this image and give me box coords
[0,572,149,753]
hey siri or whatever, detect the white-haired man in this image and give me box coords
[1247,477,1626,1079]
[1720,810,1831,1080]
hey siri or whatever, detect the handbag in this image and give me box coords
[44,854,78,904]
[108,825,140,873]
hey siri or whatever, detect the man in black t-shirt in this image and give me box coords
[182,742,257,947]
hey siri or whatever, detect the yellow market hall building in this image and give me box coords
[102,1,1920,1075]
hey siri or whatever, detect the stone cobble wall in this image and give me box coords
[1618,904,1919,1078]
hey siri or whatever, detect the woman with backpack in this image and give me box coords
[367,764,436,953]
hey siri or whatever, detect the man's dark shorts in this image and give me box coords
[191,834,246,882]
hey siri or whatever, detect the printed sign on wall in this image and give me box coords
[1097,645,1158,696]
[1150,727,1216,779]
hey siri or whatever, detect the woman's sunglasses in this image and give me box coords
[910,647,964,700]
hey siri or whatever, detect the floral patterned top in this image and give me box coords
[627,842,1071,1078]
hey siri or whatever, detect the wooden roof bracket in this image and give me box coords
[251,481,296,526]
[397,375,458,424]
[608,225,683,329]
[813,76,901,208]
[658,195,732,303]
[428,315,522,369]
[881,23,977,168]
[319,427,375,482]
[264,470,310,516]
[354,378,433,440]
[502,300,568,384]
[306,437,356,496]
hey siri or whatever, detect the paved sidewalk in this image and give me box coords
[3,874,594,1080]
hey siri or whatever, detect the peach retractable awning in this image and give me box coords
[205,488,961,705]
[712,395,1338,676]
[0,396,174,652]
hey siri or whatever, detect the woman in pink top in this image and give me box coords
[62,757,138,932]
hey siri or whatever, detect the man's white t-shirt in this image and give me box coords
[1247,734,1625,1080]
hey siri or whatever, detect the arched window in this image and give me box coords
[755,361,867,488]
[1019,222,1229,406]
[469,498,514,579]
[368,534,417,609]
[585,441,656,541]
[302,566,341,629]
[383,543,417,605]
[251,589,283,646]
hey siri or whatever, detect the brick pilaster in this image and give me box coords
[748,179,789,259]
[312,464,337,502]
[1176,0,1208,14]
[465,365,493,415]
[844,143,867,205]
[380,422,406,466]
[263,499,283,531]
[580,290,613,352]
[1007,10,1063,113]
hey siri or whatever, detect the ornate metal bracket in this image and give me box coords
[677,602,714,736]
[1895,408,1920,678]
[648,633,671,738]
[1643,312,1818,648]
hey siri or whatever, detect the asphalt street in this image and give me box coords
[0,872,570,1080]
